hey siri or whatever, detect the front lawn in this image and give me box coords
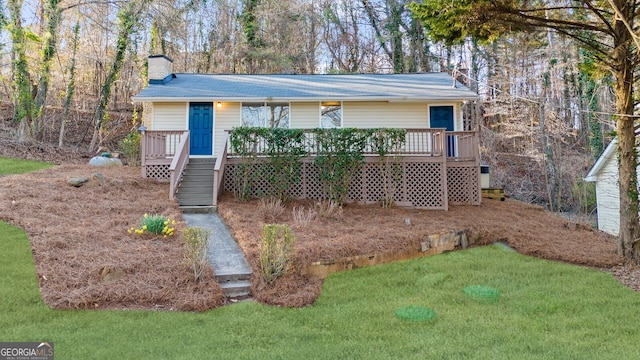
[1,219,639,359]
[0,156,53,175]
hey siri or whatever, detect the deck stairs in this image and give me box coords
[176,158,216,212]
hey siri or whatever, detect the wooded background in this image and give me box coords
[0,0,617,213]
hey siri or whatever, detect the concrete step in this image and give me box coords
[180,205,216,213]
[219,280,251,298]
[215,270,252,283]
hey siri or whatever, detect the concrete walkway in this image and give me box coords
[182,213,252,297]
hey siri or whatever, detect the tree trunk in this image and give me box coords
[613,52,640,263]
[34,0,62,140]
[88,1,142,152]
[60,23,80,148]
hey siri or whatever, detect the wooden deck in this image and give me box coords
[141,128,481,209]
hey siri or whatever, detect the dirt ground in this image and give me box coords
[1,139,639,310]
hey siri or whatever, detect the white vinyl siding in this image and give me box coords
[291,102,321,128]
[214,102,241,158]
[594,155,620,235]
[343,102,428,128]
[590,144,640,236]
[152,102,187,130]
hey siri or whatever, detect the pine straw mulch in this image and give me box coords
[0,164,225,311]
[1,162,638,311]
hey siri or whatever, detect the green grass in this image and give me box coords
[1,218,640,359]
[1,157,639,359]
[0,156,53,175]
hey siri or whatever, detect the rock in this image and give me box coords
[92,173,107,186]
[89,156,122,166]
[107,158,123,166]
[101,267,126,282]
[460,232,469,249]
[469,231,481,245]
[67,176,89,187]
[89,156,108,166]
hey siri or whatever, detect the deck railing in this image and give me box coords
[169,133,190,200]
[213,132,229,206]
[141,130,188,161]
[446,131,479,162]
[226,128,450,158]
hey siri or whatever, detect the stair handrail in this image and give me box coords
[169,131,190,200]
[213,131,229,207]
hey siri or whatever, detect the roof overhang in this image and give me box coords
[132,96,478,103]
[584,138,617,182]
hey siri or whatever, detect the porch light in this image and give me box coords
[217,102,222,108]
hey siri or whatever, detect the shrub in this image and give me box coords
[572,179,597,214]
[258,197,285,222]
[181,227,211,282]
[118,129,141,166]
[128,213,176,237]
[260,224,295,284]
[313,128,369,205]
[292,206,317,228]
[230,127,308,201]
[316,200,343,220]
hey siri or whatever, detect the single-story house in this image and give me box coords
[584,138,625,235]
[132,55,481,210]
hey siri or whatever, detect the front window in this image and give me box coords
[320,101,342,128]
[241,102,290,128]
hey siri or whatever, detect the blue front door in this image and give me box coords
[189,103,213,156]
[430,106,455,157]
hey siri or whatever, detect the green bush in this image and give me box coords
[118,129,141,166]
[230,127,308,201]
[572,179,597,214]
[260,224,295,284]
[313,128,369,205]
[181,227,211,282]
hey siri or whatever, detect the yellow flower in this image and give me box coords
[142,225,147,230]
[164,220,169,225]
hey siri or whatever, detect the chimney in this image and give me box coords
[148,55,174,84]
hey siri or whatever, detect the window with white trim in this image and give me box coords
[241,102,290,128]
[320,101,342,128]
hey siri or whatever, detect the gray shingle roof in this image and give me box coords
[133,73,478,102]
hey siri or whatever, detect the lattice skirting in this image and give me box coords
[221,161,477,210]
[143,165,170,180]
[447,164,481,205]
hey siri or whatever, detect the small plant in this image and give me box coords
[313,128,369,205]
[181,227,211,282]
[316,200,343,220]
[291,206,317,228]
[258,197,286,222]
[118,128,141,166]
[260,224,295,284]
[128,213,176,237]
